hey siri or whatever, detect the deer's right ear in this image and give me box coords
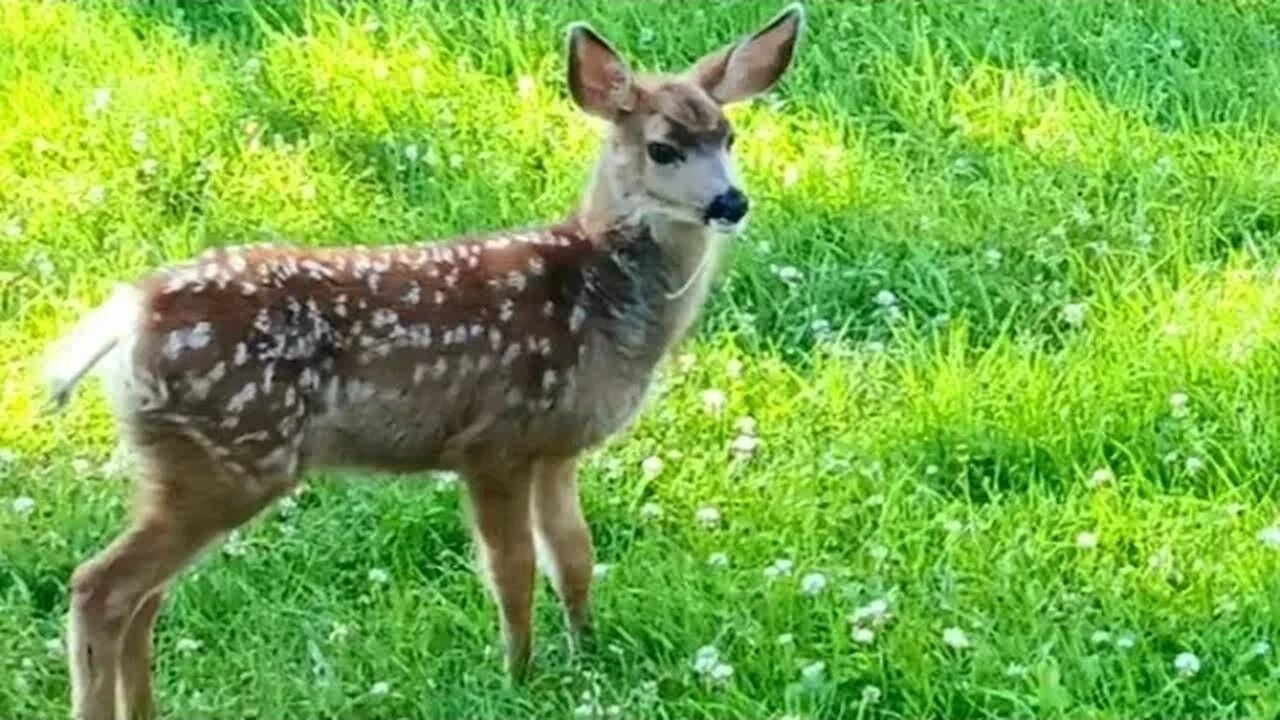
[566,22,635,120]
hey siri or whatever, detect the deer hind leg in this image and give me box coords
[466,469,536,680]
[531,457,594,648]
[115,588,163,720]
[69,433,296,720]
[68,517,214,720]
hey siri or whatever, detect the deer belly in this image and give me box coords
[302,391,451,472]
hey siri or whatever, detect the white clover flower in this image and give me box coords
[140,158,159,175]
[763,557,794,580]
[700,388,727,414]
[592,563,610,579]
[800,660,825,682]
[1088,467,1115,488]
[725,359,743,379]
[695,506,721,528]
[775,633,795,646]
[367,568,389,585]
[369,680,391,696]
[874,289,898,307]
[11,496,35,515]
[734,416,757,436]
[775,265,803,285]
[1250,640,1271,657]
[850,598,891,628]
[130,129,148,152]
[87,87,112,114]
[1173,652,1200,677]
[85,185,106,205]
[1061,302,1087,327]
[44,637,63,656]
[782,165,800,188]
[708,662,734,683]
[641,455,664,479]
[707,552,729,568]
[861,685,883,704]
[867,545,889,562]
[942,519,964,534]
[299,183,316,202]
[942,626,971,650]
[639,501,663,520]
[403,143,419,162]
[984,248,1003,266]
[1090,630,1112,646]
[515,75,537,99]
[1257,526,1280,549]
[692,645,720,674]
[851,627,875,645]
[730,434,759,457]
[175,637,202,653]
[810,318,831,336]
[1116,633,1136,650]
[799,572,827,596]
[1169,392,1189,418]
[1076,531,1099,549]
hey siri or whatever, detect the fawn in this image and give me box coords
[43,5,804,719]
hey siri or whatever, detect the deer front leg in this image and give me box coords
[531,456,594,648]
[466,471,536,681]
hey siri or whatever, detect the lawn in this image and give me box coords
[2,0,1280,718]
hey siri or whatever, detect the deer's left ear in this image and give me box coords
[689,3,805,105]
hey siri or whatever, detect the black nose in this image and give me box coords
[706,189,750,223]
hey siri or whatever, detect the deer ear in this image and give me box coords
[566,22,636,120]
[690,4,805,105]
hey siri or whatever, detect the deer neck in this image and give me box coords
[577,150,726,351]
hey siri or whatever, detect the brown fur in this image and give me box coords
[47,6,803,718]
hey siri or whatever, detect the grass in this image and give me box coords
[2,0,1280,717]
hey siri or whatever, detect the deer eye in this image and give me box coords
[726,132,736,151]
[646,142,682,165]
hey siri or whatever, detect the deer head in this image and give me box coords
[568,4,805,236]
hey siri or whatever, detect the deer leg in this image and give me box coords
[69,433,295,720]
[467,471,536,681]
[531,457,594,649]
[115,588,163,720]
[68,518,215,720]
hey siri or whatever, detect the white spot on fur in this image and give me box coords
[498,299,515,322]
[226,382,258,413]
[507,272,526,292]
[402,284,421,305]
[569,305,587,333]
[371,308,399,329]
[527,256,545,275]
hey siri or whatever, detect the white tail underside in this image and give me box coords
[42,284,140,409]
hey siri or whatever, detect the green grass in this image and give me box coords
[3,0,1280,717]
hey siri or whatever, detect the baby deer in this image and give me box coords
[44,5,803,719]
